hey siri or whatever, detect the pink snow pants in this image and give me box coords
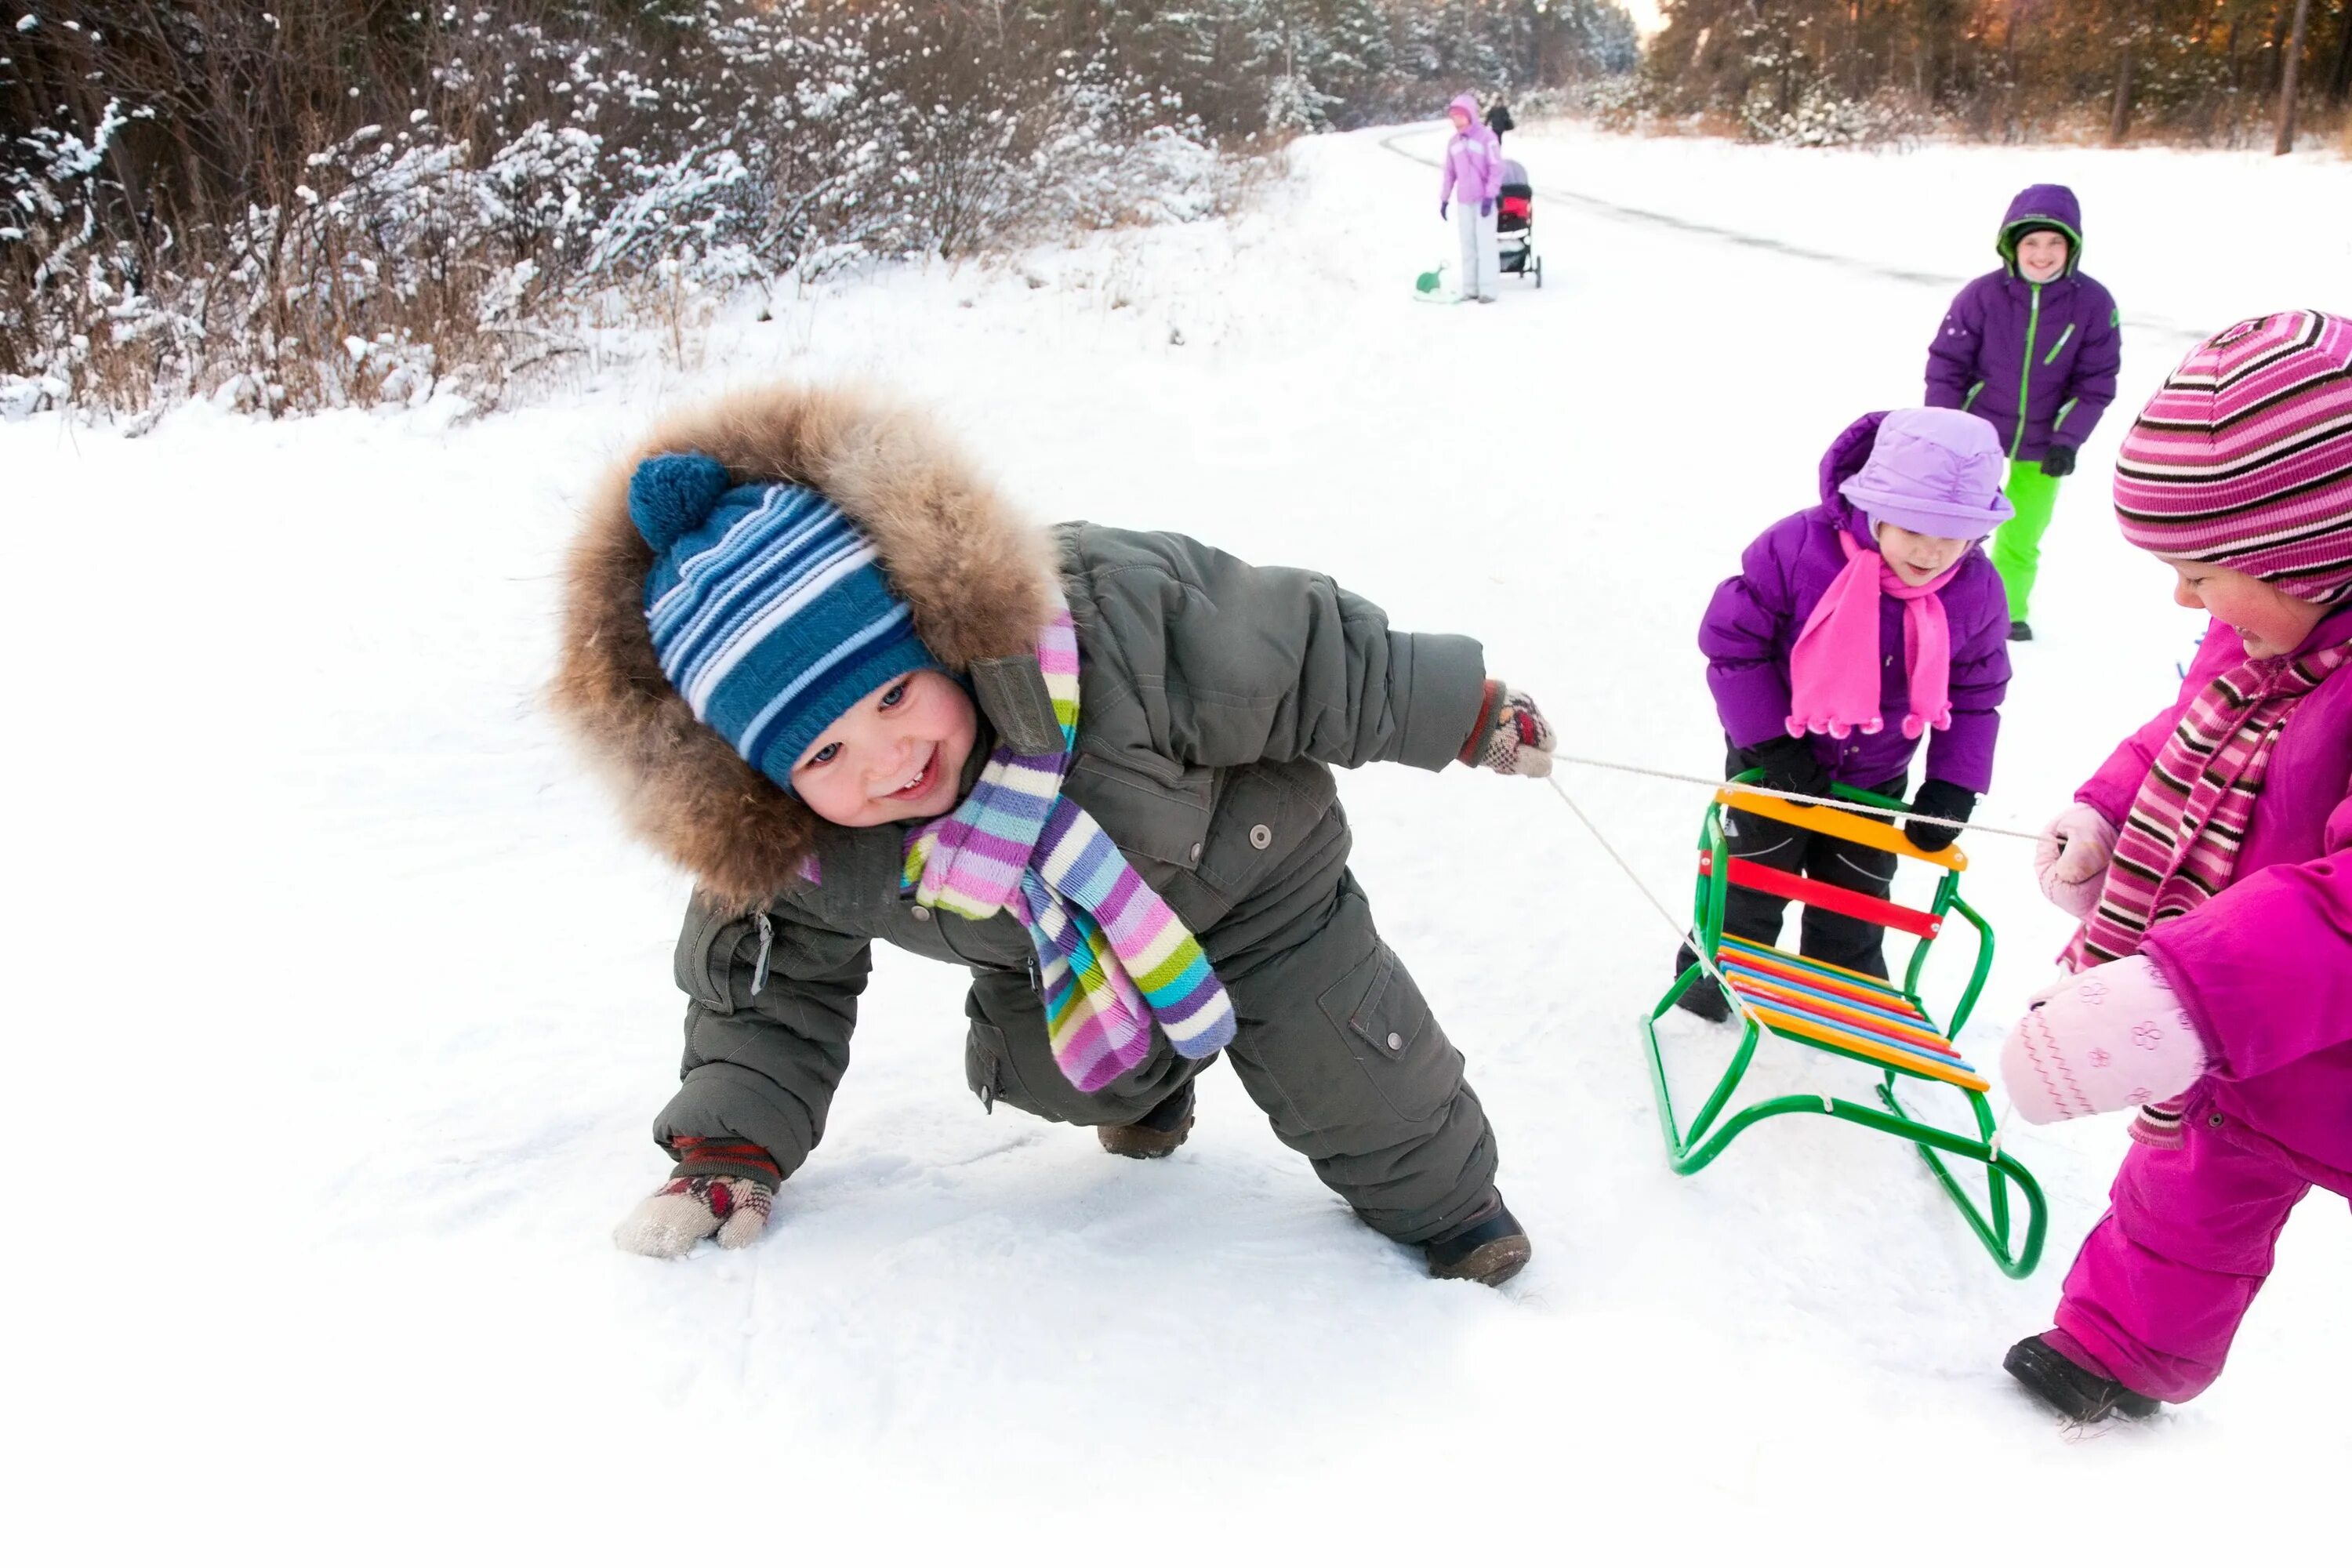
[2054,1114,2341,1403]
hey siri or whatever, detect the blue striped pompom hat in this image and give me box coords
[630,452,939,794]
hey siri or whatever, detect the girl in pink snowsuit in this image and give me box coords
[1996,310,2352,1422]
[1437,93,1504,303]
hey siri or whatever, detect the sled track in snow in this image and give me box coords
[1378,130,2211,346]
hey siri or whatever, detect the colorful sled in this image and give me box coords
[1642,775,2047,1278]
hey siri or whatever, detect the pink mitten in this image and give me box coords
[2034,804,2120,920]
[2000,956,2208,1125]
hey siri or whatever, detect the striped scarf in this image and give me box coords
[902,592,1238,1091]
[2071,636,2352,967]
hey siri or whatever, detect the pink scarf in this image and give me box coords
[1786,528,1958,742]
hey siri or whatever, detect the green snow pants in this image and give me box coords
[1989,459,2063,623]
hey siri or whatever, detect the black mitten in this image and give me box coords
[1905,779,1978,851]
[1742,735,1834,801]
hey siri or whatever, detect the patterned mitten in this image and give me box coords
[2034,803,2120,920]
[2000,956,2209,1126]
[612,1136,779,1258]
[1460,681,1555,777]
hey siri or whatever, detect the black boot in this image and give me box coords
[1423,1196,1531,1287]
[2009,619,2034,642]
[2004,1334,2160,1423]
[1097,1082,1195,1159]
[1671,951,1732,1022]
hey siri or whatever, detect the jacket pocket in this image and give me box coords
[1961,380,1984,412]
[676,900,748,1015]
[1315,941,1452,1125]
[2043,322,2077,365]
[1195,760,1340,901]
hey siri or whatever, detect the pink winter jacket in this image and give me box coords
[1437,95,1503,207]
[2077,608,2352,1195]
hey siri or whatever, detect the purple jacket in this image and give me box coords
[1923,185,2121,463]
[1699,413,2013,793]
[2078,609,2352,1195]
[1437,95,1503,206]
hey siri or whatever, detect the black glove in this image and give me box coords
[1439,200,1450,220]
[1904,779,1978,851]
[2040,443,2078,477]
[1742,735,1833,802]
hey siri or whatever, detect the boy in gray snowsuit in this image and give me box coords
[553,384,1555,1283]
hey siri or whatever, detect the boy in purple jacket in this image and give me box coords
[1676,408,2015,1018]
[1994,310,2352,1424]
[1925,184,2122,641]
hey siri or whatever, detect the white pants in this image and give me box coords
[1455,202,1501,301]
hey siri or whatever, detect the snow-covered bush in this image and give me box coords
[2,0,1635,418]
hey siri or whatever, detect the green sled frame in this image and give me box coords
[1639,775,2047,1279]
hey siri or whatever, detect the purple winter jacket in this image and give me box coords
[1699,413,2013,793]
[1437,95,1503,207]
[2078,609,2352,1196]
[1923,185,2122,463]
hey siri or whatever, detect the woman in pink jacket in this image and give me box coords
[1437,93,1504,304]
[1997,310,2352,1423]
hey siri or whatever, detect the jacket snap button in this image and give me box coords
[1386,1032,1403,1051]
[910,906,932,923]
[1189,843,1203,864]
[2208,1112,2223,1127]
[1249,824,1272,850]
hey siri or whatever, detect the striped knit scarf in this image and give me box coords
[2071,635,2352,967]
[902,592,1238,1091]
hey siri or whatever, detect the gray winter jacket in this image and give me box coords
[551,387,1491,1210]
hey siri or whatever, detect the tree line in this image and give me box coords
[1642,1,2352,148]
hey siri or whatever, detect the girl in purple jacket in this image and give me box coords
[1996,310,2352,1425]
[1437,93,1503,304]
[1924,184,2122,642]
[1676,408,2015,1018]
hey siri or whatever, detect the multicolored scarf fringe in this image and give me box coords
[2071,634,2352,967]
[902,591,1237,1091]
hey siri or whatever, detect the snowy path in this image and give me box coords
[10,126,2349,1559]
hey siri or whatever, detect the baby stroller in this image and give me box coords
[1497,159,1541,287]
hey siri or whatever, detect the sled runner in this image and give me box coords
[1644,775,2047,1278]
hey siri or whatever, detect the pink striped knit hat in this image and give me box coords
[2116,310,2352,604]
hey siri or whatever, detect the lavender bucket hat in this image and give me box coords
[1840,408,2018,541]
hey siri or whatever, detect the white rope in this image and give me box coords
[1548,750,2048,845]
[1542,774,1770,1037]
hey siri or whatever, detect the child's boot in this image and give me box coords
[2004,1333,2160,1422]
[1097,1082,1196,1159]
[1670,950,1732,1022]
[1423,1194,1531,1287]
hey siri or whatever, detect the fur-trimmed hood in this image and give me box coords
[549,383,1058,910]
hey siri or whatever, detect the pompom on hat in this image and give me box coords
[1837,407,2016,541]
[629,452,938,794]
[2116,310,2352,604]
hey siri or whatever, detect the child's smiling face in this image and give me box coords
[1872,521,1969,586]
[2015,230,2070,282]
[2160,556,2329,659]
[790,670,978,828]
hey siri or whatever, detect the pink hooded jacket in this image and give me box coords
[2078,607,2352,1194]
[1437,94,1503,207]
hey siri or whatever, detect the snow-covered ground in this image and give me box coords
[10,125,2349,1560]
